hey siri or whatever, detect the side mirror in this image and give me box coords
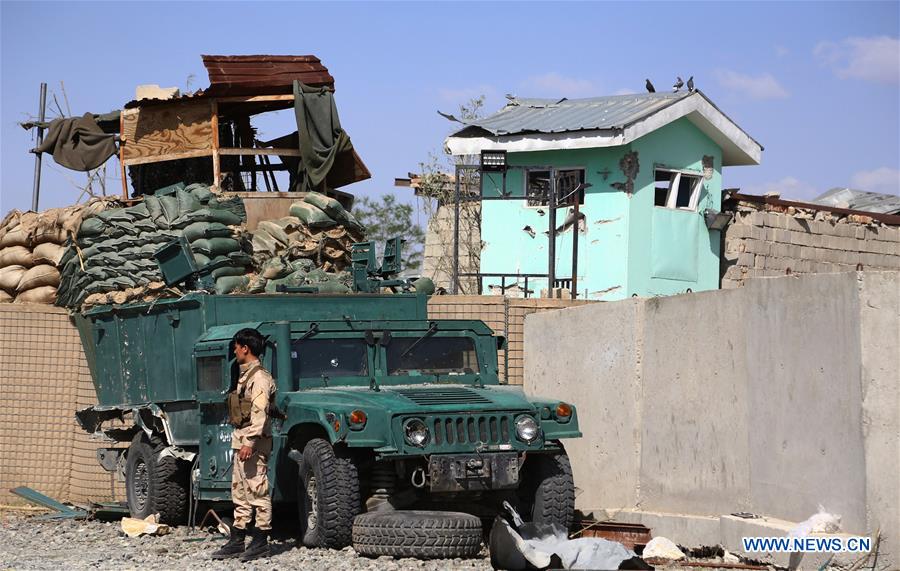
[495,335,507,350]
[364,330,376,346]
[379,330,392,347]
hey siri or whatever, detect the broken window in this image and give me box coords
[653,169,702,210]
[526,169,585,207]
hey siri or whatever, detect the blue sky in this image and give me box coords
[2,1,898,216]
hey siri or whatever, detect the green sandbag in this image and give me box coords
[152,182,185,196]
[175,189,201,216]
[261,258,290,279]
[78,217,106,237]
[185,183,213,204]
[341,209,366,233]
[96,208,135,223]
[257,220,290,245]
[316,280,351,294]
[211,265,247,279]
[193,252,211,267]
[126,202,151,220]
[188,208,243,226]
[246,274,267,294]
[144,195,163,222]
[132,219,158,233]
[288,258,315,273]
[191,237,241,257]
[289,202,335,228]
[207,195,246,222]
[159,195,180,224]
[250,229,279,255]
[303,192,346,220]
[215,275,248,295]
[183,221,231,242]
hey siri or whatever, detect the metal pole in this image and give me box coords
[571,197,579,300]
[452,164,461,294]
[31,82,48,212]
[547,170,557,296]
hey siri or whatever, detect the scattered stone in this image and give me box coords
[642,536,686,562]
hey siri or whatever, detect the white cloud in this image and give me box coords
[814,36,900,84]
[521,72,598,97]
[742,176,819,200]
[850,167,900,194]
[714,69,790,99]
[774,44,790,58]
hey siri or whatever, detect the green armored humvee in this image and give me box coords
[74,242,581,550]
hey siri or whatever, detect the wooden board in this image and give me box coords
[121,101,214,164]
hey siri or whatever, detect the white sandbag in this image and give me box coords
[0,246,33,268]
[13,285,57,304]
[32,242,66,266]
[16,265,61,292]
[0,290,12,303]
[0,265,26,293]
[0,225,29,248]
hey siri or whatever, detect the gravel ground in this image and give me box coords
[0,512,492,571]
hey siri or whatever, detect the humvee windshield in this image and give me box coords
[387,337,478,376]
[292,338,369,378]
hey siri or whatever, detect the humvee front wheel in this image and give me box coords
[124,433,189,524]
[519,452,575,530]
[297,438,360,548]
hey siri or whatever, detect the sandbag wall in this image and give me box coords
[56,183,249,308]
[0,199,119,304]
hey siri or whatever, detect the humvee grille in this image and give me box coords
[431,415,511,446]
[394,387,491,405]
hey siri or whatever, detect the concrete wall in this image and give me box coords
[525,271,899,564]
[721,201,900,288]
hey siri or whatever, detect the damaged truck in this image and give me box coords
[74,240,581,557]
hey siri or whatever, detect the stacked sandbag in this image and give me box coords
[243,192,364,294]
[0,198,119,304]
[57,183,249,308]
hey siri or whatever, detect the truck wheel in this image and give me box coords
[520,452,575,531]
[297,438,360,548]
[352,511,483,559]
[125,433,189,525]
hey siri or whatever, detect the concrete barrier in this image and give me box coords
[525,271,898,566]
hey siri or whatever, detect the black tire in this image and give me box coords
[297,438,360,548]
[353,511,483,559]
[520,452,575,531]
[124,432,189,525]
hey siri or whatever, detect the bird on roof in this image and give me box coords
[505,93,517,101]
[687,76,695,92]
[645,79,655,93]
[673,76,684,92]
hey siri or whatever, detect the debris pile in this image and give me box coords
[0,198,119,304]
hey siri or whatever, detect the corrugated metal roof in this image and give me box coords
[202,54,334,96]
[811,187,900,215]
[450,92,692,136]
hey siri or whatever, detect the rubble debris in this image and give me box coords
[642,536,686,563]
[788,506,841,537]
[8,486,88,520]
[572,520,651,551]
[121,513,170,538]
[523,225,536,238]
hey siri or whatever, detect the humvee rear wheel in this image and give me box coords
[125,433,189,525]
[297,438,360,548]
[518,452,575,531]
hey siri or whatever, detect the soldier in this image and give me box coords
[212,328,275,561]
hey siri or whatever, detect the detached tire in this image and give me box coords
[353,511,483,559]
[297,438,360,548]
[520,452,575,530]
[124,433,189,525]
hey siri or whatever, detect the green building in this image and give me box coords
[444,90,762,300]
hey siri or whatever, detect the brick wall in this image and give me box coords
[721,201,900,288]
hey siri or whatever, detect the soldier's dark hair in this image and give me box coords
[233,328,265,357]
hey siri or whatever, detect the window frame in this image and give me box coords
[524,167,586,208]
[653,168,703,211]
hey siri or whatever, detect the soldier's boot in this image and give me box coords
[240,527,271,561]
[211,526,246,559]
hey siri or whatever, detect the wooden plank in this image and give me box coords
[121,101,213,163]
[119,111,128,199]
[218,147,302,157]
[211,100,220,189]
[213,94,296,104]
[122,148,213,167]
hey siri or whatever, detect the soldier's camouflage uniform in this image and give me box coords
[231,361,275,531]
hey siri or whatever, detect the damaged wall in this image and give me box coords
[0,304,124,505]
[421,203,481,294]
[524,271,899,565]
[721,201,900,287]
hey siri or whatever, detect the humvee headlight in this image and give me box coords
[555,403,572,422]
[403,418,430,448]
[349,410,367,429]
[515,415,539,443]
